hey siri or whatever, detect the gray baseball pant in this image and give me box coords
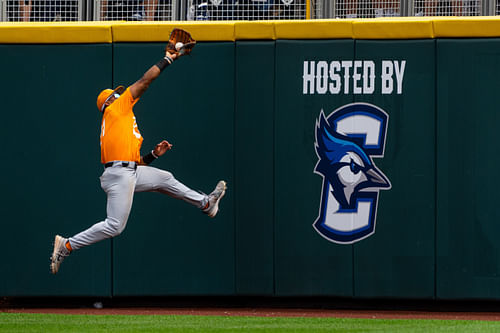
[68,164,208,250]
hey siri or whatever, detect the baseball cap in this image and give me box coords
[96,86,125,112]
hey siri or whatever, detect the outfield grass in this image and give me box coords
[2,313,500,333]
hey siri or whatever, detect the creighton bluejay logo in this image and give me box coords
[313,103,391,244]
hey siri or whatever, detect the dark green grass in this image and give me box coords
[2,313,500,332]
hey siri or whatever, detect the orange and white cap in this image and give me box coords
[96,86,125,112]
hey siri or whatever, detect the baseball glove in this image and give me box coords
[166,28,196,57]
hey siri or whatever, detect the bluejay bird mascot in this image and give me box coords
[315,111,391,209]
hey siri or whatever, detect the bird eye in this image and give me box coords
[350,160,361,174]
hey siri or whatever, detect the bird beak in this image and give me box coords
[365,168,391,188]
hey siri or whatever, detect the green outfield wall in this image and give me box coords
[1,20,500,300]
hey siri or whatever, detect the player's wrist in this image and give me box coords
[142,150,158,165]
[155,56,172,72]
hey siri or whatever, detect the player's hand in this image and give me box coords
[166,51,177,61]
[154,140,173,157]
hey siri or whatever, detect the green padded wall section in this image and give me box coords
[0,44,112,296]
[110,43,235,295]
[437,39,500,299]
[234,41,275,295]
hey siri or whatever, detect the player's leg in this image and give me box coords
[135,166,227,217]
[135,165,207,208]
[69,167,137,250]
[51,167,137,274]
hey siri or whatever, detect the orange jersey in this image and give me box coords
[100,87,143,164]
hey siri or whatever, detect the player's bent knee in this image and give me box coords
[104,217,127,237]
[160,170,173,182]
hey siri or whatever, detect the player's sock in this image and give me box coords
[65,241,73,253]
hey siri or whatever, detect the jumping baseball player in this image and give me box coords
[50,29,226,275]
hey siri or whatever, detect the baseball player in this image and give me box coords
[50,30,226,275]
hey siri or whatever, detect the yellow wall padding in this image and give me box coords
[234,21,276,40]
[112,21,236,42]
[0,22,113,43]
[2,17,500,43]
[352,17,435,39]
[274,20,353,39]
[432,17,500,37]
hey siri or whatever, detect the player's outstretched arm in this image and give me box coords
[129,29,196,101]
[129,51,176,100]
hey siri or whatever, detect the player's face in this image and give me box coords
[104,93,120,108]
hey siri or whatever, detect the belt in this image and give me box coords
[104,161,137,170]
